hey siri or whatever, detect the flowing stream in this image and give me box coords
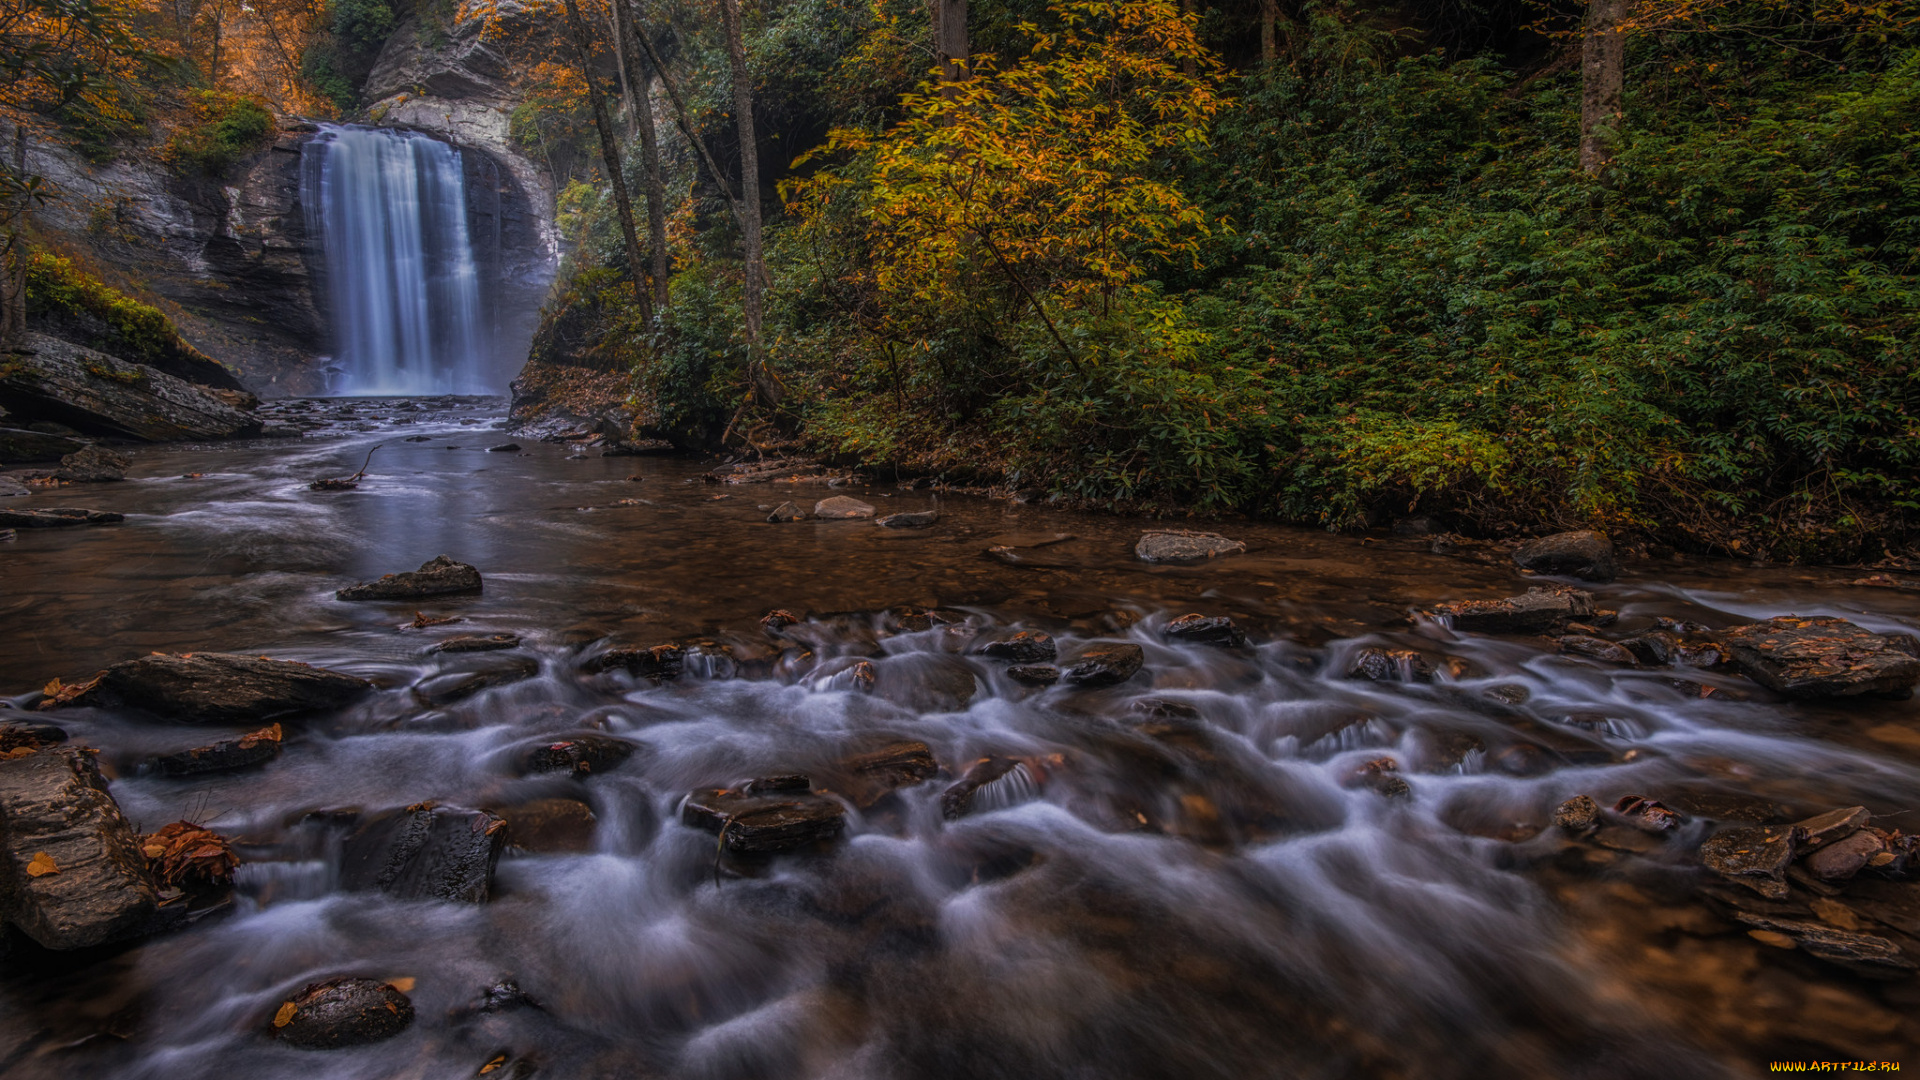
[301,128,489,396]
[2,399,1917,1078]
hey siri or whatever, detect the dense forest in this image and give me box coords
[5,0,1918,559]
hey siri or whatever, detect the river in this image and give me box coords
[2,396,1916,1078]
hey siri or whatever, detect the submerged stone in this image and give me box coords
[1346,648,1434,683]
[876,508,938,527]
[339,804,507,903]
[270,977,414,1049]
[767,501,806,522]
[0,507,123,528]
[681,782,846,853]
[1134,530,1245,563]
[428,632,521,654]
[814,496,875,519]
[974,631,1057,663]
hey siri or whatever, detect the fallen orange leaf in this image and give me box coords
[388,977,416,993]
[25,852,59,877]
[273,1001,297,1027]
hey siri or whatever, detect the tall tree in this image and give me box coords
[1259,0,1275,62]
[613,0,670,312]
[718,0,779,408]
[932,0,967,89]
[1579,0,1625,176]
[560,0,653,320]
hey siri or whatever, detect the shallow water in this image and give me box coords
[3,397,1917,1079]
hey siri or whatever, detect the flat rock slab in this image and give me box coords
[0,427,84,463]
[428,633,520,654]
[491,797,596,853]
[66,652,369,723]
[1007,664,1060,686]
[0,748,157,950]
[814,496,876,520]
[1428,585,1595,635]
[411,658,538,707]
[340,804,507,903]
[829,740,938,808]
[1063,643,1145,687]
[0,334,261,442]
[1135,530,1246,563]
[270,977,414,1049]
[876,509,938,528]
[584,643,685,679]
[974,631,1057,663]
[1512,530,1617,583]
[1162,614,1247,647]
[1724,616,1920,699]
[148,724,283,777]
[336,555,482,601]
[682,783,846,853]
[1700,824,1800,900]
[0,507,123,528]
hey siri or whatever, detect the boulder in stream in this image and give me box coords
[584,643,685,679]
[1006,664,1060,686]
[767,501,806,522]
[516,734,639,777]
[336,555,483,601]
[1722,616,1920,699]
[428,632,520,654]
[53,445,129,482]
[0,748,158,950]
[1511,530,1618,583]
[1134,529,1246,563]
[828,740,939,807]
[411,658,538,706]
[339,804,508,903]
[681,779,847,853]
[1700,823,1801,900]
[814,495,875,520]
[491,797,596,853]
[1063,643,1145,687]
[1346,648,1435,684]
[974,631,1057,663]
[0,334,261,442]
[269,977,415,1049]
[1427,585,1594,635]
[0,507,123,528]
[148,724,283,776]
[876,508,938,528]
[1162,614,1248,648]
[61,652,370,723]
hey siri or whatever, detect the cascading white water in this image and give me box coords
[302,124,488,395]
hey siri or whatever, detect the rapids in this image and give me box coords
[1,397,1916,1079]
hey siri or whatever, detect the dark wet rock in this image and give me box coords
[1729,913,1916,973]
[1349,758,1411,799]
[270,977,414,1049]
[0,479,26,498]
[1793,805,1871,849]
[148,724,282,777]
[1557,635,1637,665]
[412,658,539,706]
[0,748,157,949]
[1618,633,1675,666]
[1006,664,1059,686]
[1347,648,1434,683]
[53,444,130,482]
[516,734,638,778]
[767,501,806,522]
[491,797,595,853]
[813,496,875,520]
[941,757,1033,820]
[584,643,685,679]
[974,631,1057,664]
[830,740,939,807]
[0,334,261,442]
[1483,683,1530,705]
[1428,585,1595,635]
[882,605,959,634]
[339,804,507,902]
[336,555,483,602]
[1062,642,1144,687]
[1134,529,1245,563]
[1700,824,1801,900]
[1804,829,1887,882]
[1161,614,1248,648]
[1553,795,1601,831]
[64,652,369,723]
[681,782,846,853]
[1611,794,1683,832]
[429,633,520,654]
[1723,617,1920,699]
[485,442,521,452]
[0,507,123,528]
[1512,530,1617,583]
[402,435,433,442]
[761,609,802,633]
[876,508,938,528]
[871,653,978,711]
[0,427,84,463]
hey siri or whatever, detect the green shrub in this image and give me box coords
[24,250,229,379]
[163,91,276,175]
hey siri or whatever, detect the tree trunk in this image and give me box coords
[1,126,26,352]
[605,0,637,138]
[1180,0,1197,77]
[1259,0,1276,63]
[719,0,779,409]
[614,0,671,312]
[1579,0,1626,176]
[560,0,652,322]
[932,0,967,90]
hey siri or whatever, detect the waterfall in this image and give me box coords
[301,125,489,396]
